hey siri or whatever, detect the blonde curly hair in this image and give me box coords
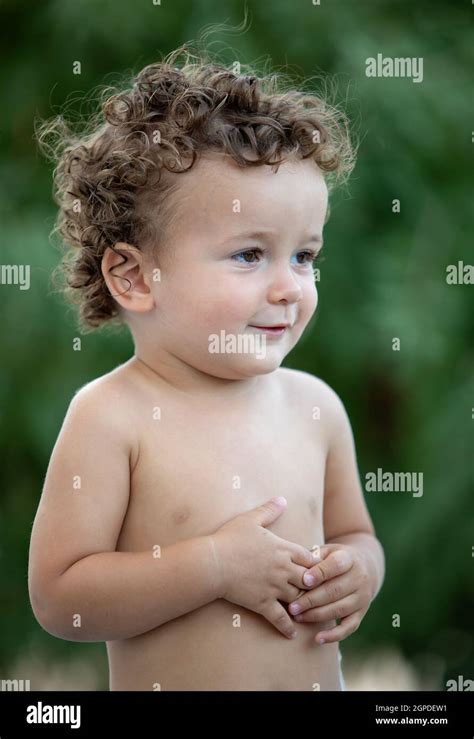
[36,40,356,333]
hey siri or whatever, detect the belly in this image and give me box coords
[107,599,341,691]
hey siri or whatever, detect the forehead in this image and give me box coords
[168,151,328,239]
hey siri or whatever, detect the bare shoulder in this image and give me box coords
[276,367,344,415]
[275,367,349,450]
[69,361,140,466]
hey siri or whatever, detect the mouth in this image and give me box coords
[248,324,290,335]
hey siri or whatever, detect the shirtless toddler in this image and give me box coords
[29,46,385,691]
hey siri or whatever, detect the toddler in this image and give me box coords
[29,43,384,690]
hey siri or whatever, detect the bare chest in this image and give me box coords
[116,382,327,553]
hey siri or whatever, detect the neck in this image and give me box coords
[130,351,263,401]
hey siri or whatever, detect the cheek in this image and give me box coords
[199,297,246,329]
[199,279,255,324]
[301,281,318,318]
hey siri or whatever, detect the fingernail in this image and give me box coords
[290,631,297,639]
[303,573,315,586]
[289,603,301,614]
[317,637,325,645]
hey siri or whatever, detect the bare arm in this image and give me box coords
[28,381,222,643]
[39,536,221,642]
[322,381,385,600]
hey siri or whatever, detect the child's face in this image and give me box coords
[140,151,328,383]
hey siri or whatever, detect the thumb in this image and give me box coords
[251,497,288,527]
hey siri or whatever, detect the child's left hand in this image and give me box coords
[288,543,373,645]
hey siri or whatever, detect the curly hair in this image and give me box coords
[36,41,356,333]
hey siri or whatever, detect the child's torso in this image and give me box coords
[107,364,342,690]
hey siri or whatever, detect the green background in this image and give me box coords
[0,0,472,690]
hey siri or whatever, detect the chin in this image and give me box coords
[242,356,283,374]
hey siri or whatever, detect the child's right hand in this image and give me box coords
[210,497,318,639]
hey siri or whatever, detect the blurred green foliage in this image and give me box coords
[0,0,472,688]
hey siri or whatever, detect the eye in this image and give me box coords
[293,248,325,267]
[230,246,325,267]
[293,249,318,266]
[231,248,264,264]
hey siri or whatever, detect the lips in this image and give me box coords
[248,324,289,337]
[250,324,290,329]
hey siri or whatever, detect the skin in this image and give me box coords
[101,150,327,400]
[289,542,375,644]
[101,150,383,647]
[29,149,384,692]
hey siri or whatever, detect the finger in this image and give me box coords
[288,564,320,592]
[291,544,322,570]
[282,583,308,603]
[293,594,358,623]
[254,497,288,527]
[289,574,356,614]
[309,544,333,561]
[264,601,298,640]
[314,611,362,645]
[301,548,353,589]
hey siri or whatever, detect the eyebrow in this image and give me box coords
[220,229,323,246]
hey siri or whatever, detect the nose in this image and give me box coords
[266,263,304,304]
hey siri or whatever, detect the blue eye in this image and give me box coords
[231,248,324,266]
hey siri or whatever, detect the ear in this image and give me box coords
[101,242,155,314]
